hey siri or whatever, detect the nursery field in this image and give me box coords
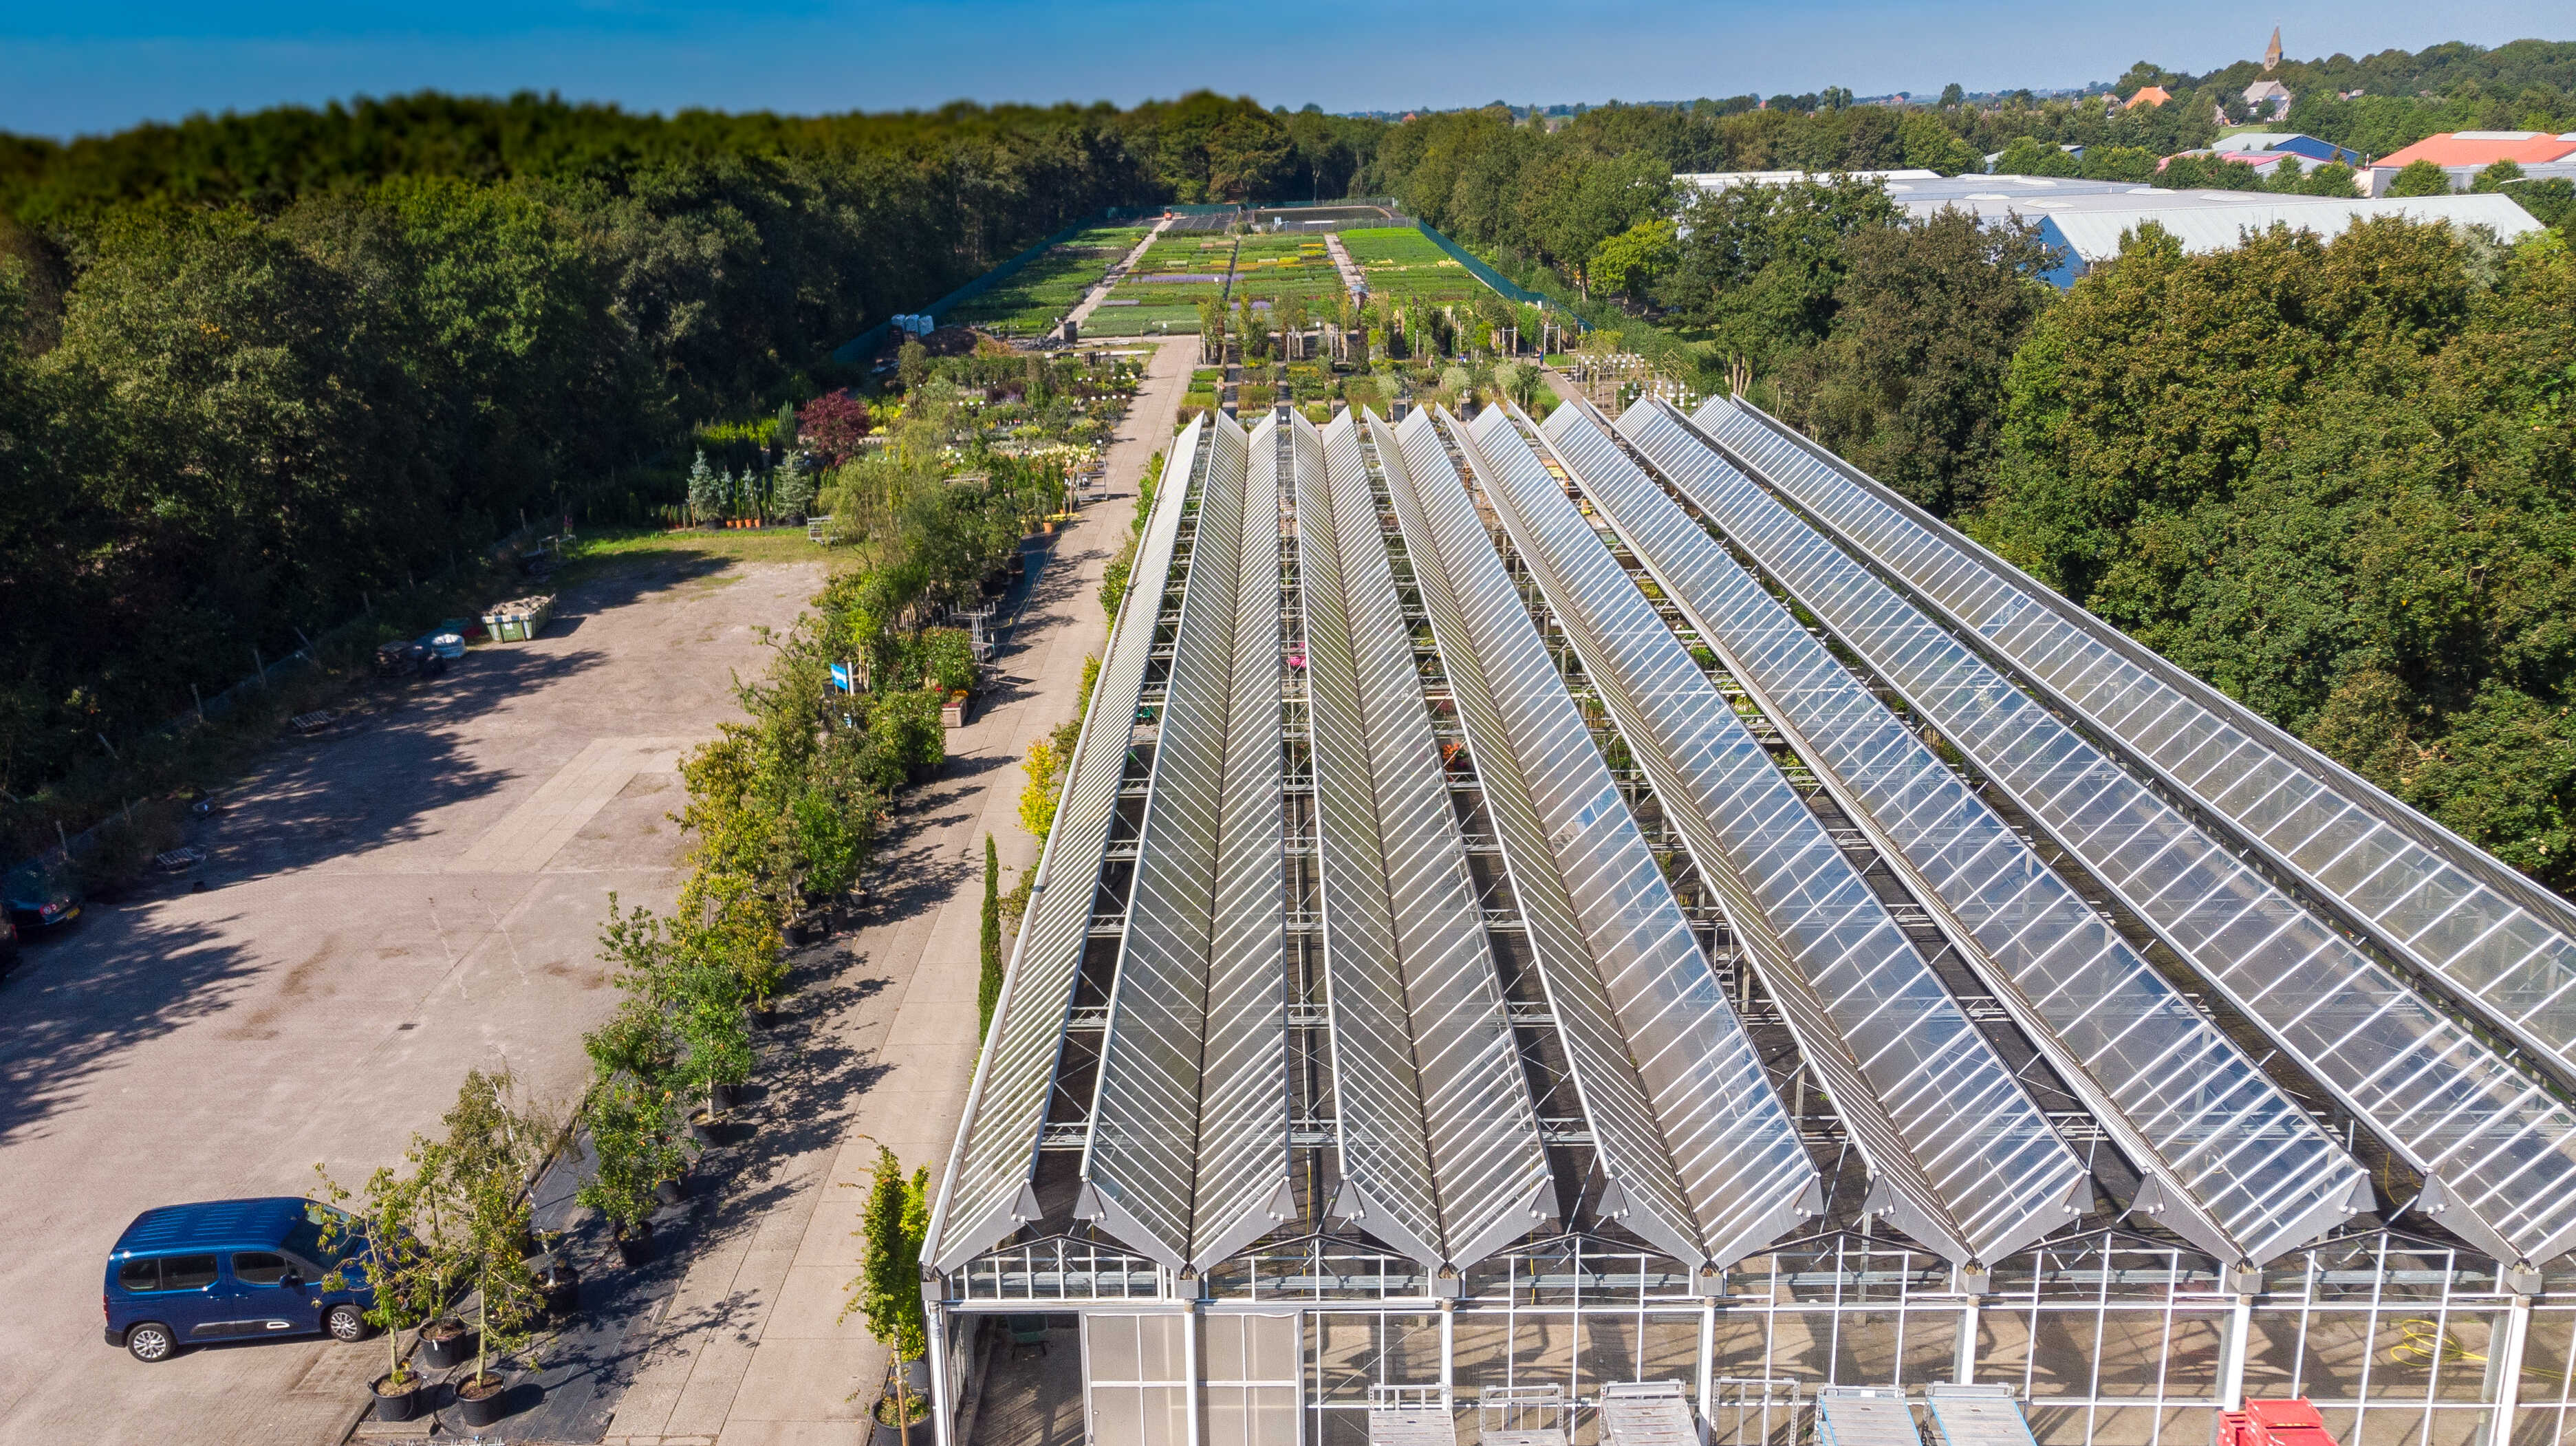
[942,222,1148,335]
[1083,231,1236,334]
[1343,226,1489,305]
[1225,234,1347,310]
[1083,301,1202,338]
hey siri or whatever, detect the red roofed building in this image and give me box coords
[2124,86,2172,109]
[2374,131,2576,171]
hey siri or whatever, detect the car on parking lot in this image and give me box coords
[104,1198,377,1362]
[3,861,79,934]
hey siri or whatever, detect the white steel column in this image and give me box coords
[1698,1301,1717,1446]
[2217,1295,2253,1410]
[1953,1266,1985,1385]
[1185,1299,1203,1446]
[1440,1302,1456,1410]
[927,1302,954,1446]
[2487,1293,2533,1446]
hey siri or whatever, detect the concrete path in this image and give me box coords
[1065,217,1171,330]
[0,552,818,1446]
[1324,231,1367,303]
[595,338,1195,1446]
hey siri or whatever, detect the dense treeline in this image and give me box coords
[9,34,2576,883]
[1981,223,2576,886]
[0,91,1306,824]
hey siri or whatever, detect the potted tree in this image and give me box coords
[578,1076,682,1267]
[450,1163,547,1430]
[312,1150,448,1423]
[416,1070,554,1366]
[841,1147,931,1443]
[673,950,754,1137]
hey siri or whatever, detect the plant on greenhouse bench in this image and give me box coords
[841,1147,931,1432]
[312,1148,451,1401]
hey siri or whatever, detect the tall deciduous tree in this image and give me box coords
[1775,208,2057,517]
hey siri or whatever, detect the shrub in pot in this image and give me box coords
[577,1077,682,1267]
[313,1151,447,1423]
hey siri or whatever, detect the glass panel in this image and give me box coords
[161,1255,217,1291]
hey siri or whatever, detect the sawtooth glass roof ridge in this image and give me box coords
[929,416,1207,1273]
[1544,402,2368,1267]
[1619,400,2576,1271]
[1079,412,1293,1275]
[1299,410,1555,1271]
[1692,393,2576,1103]
[1378,406,1817,1271]
[1458,404,2088,1268]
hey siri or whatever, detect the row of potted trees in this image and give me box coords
[574,896,774,1259]
[314,1070,565,1425]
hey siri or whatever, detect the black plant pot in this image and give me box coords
[656,1172,693,1206]
[537,1255,581,1318]
[417,1321,475,1368]
[710,1081,739,1113]
[614,1224,654,1267]
[455,1372,521,1428]
[372,1375,424,1422]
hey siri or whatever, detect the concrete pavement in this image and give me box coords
[0,552,819,1446]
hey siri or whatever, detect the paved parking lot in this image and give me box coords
[0,553,819,1446]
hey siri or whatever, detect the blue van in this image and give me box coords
[104,1198,376,1362]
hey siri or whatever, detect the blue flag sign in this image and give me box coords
[830,662,854,693]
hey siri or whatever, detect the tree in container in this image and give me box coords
[686,450,723,527]
[671,936,755,1127]
[576,1075,684,1265]
[774,461,816,524]
[448,1154,546,1426]
[313,1147,451,1418]
[841,1146,931,1437]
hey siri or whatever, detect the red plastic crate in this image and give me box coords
[2217,1399,2338,1446]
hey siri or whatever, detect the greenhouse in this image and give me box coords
[922,394,2576,1446]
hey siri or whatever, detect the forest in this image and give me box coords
[6,36,2576,889]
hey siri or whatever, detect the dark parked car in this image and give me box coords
[3,861,78,934]
[105,1198,377,1362]
[372,640,447,679]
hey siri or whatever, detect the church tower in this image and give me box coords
[2264,25,2283,72]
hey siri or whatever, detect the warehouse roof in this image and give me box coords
[2031,193,2542,284]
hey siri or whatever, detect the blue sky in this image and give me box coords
[1,0,2568,138]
